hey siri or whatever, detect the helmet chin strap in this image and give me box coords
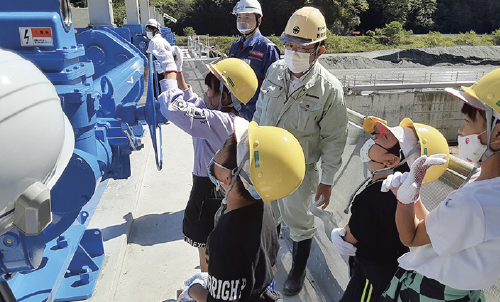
[218,81,243,111]
[371,144,420,176]
[344,143,419,214]
[480,106,500,162]
[216,80,224,111]
[242,19,259,40]
[221,152,249,204]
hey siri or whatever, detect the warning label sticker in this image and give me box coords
[19,27,53,47]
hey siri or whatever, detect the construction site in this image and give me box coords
[0,0,499,301]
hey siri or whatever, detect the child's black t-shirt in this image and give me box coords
[349,180,409,266]
[206,201,279,302]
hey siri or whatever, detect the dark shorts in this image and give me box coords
[153,71,164,97]
[340,256,399,302]
[379,268,485,302]
[183,175,223,249]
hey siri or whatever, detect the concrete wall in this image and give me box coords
[346,91,463,142]
[71,7,90,29]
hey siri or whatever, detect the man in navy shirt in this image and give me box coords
[229,0,280,121]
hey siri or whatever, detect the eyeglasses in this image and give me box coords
[284,43,317,54]
[207,157,229,190]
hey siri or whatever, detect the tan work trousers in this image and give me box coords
[271,163,319,242]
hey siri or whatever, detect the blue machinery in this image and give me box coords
[0,0,171,300]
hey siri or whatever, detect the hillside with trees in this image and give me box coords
[72,0,500,36]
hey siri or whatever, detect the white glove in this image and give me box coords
[172,46,183,72]
[176,272,208,301]
[331,228,357,256]
[177,287,195,302]
[184,272,208,288]
[152,48,177,73]
[381,154,447,204]
[381,171,408,193]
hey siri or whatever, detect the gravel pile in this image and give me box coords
[320,46,500,69]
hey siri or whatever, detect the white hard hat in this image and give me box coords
[146,18,160,30]
[0,49,74,235]
[232,0,263,17]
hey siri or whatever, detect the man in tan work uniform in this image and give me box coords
[253,6,348,296]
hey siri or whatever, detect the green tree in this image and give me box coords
[380,0,412,24]
[383,21,403,44]
[149,0,193,33]
[112,0,126,27]
[70,0,87,8]
[360,0,411,32]
[493,29,500,45]
[260,0,306,36]
[310,0,369,34]
[435,0,500,34]
[406,0,436,34]
[184,0,237,36]
[183,26,196,36]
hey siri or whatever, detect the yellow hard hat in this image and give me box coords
[399,118,449,184]
[206,58,258,104]
[445,68,500,119]
[247,121,305,202]
[363,116,388,134]
[367,116,449,183]
[280,7,327,46]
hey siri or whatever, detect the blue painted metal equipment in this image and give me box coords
[0,0,170,300]
[161,27,176,46]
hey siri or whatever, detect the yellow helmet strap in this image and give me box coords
[236,151,262,200]
[222,151,254,203]
[224,94,242,111]
[481,107,500,161]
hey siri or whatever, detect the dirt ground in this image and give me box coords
[320,46,500,69]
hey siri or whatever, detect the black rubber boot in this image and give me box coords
[283,238,312,296]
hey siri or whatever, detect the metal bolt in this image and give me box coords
[57,236,68,249]
[79,266,91,284]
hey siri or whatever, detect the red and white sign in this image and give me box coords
[19,27,53,47]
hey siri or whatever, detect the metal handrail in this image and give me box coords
[341,70,487,91]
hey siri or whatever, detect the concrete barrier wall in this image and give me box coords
[346,91,463,142]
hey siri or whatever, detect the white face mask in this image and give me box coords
[360,139,376,163]
[237,22,253,34]
[146,32,154,39]
[457,130,487,166]
[284,49,312,74]
[203,93,220,110]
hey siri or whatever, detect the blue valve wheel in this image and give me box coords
[145,54,163,171]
